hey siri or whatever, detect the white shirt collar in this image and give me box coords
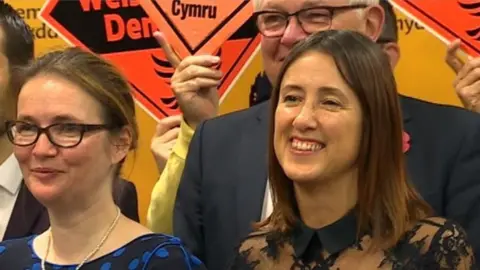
[0,154,23,195]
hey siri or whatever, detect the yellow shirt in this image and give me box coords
[146,119,194,234]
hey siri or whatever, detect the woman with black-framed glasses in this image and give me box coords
[0,47,206,270]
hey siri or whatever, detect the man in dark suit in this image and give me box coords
[0,2,139,241]
[147,0,480,269]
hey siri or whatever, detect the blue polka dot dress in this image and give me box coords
[0,233,206,269]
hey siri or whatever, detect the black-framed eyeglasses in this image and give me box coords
[253,4,367,38]
[5,121,113,148]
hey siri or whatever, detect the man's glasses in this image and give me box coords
[5,121,112,148]
[253,4,367,38]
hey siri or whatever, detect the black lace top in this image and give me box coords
[229,214,476,270]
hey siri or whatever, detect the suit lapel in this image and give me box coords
[236,103,270,240]
[400,96,412,124]
[399,96,424,187]
[400,96,413,154]
[4,182,48,240]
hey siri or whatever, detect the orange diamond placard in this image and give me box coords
[39,0,260,120]
[390,0,480,56]
[139,0,253,58]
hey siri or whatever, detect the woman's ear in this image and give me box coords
[111,126,132,164]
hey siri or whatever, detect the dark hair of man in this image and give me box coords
[378,0,398,43]
[0,2,34,67]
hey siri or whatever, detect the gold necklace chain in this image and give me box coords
[41,207,121,270]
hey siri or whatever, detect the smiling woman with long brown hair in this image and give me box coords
[229,30,476,269]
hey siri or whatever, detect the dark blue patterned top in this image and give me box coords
[0,233,206,269]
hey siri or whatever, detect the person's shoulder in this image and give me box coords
[409,217,463,239]
[114,178,136,199]
[117,178,135,187]
[236,228,284,259]
[124,233,185,248]
[240,229,270,249]
[136,234,206,269]
[400,95,480,127]
[230,228,291,269]
[0,235,35,261]
[406,217,475,267]
[407,217,468,243]
[0,235,34,250]
[203,101,270,129]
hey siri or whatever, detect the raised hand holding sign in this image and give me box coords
[390,0,480,56]
[154,31,221,128]
[40,0,260,120]
[390,0,480,113]
[139,0,255,126]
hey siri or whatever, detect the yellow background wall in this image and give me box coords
[7,0,463,224]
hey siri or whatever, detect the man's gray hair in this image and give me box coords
[350,0,380,16]
[253,0,379,11]
[350,0,380,5]
[252,0,262,11]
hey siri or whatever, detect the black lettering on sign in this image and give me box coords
[171,0,217,20]
[49,0,254,54]
[30,23,59,39]
[104,14,157,42]
[79,0,140,12]
[16,7,39,19]
[51,0,159,54]
[16,8,59,39]
[397,18,424,35]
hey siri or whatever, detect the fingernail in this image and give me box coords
[212,56,220,63]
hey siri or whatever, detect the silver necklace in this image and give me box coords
[41,207,121,270]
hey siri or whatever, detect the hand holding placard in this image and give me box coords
[154,31,221,128]
[140,0,253,126]
[446,40,480,113]
[389,0,480,57]
[390,0,480,113]
[40,0,260,121]
[151,114,182,172]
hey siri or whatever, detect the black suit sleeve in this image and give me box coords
[115,179,140,222]
[446,120,480,259]
[173,121,206,262]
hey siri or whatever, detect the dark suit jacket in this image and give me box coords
[173,96,480,270]
[3,178,139,241]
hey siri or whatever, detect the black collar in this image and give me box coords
[291,210,359,260]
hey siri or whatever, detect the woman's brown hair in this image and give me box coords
[257,29,432,250]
